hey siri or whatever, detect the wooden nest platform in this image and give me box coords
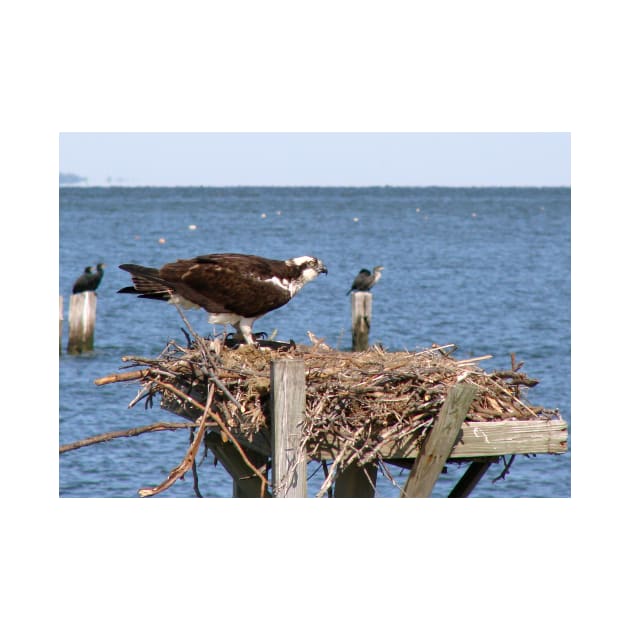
[91,334,567,498]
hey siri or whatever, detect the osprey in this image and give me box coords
[118,253,328,345]
[346,265,384,295]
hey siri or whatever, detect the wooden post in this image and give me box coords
[271,359,307,498]
[205,432,271,498]
[334,462,377,498]
[351,291,372,351]
[59,296,63,354]
[67,292,97,354]
[402,383,477,498]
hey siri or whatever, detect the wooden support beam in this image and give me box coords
[402,418,567,459]
[164,405,566,461]
[271,359,307,497]
[67,291,97,354]
[448,460,494,498]
[205,432,271,498]
[334,462,378,498]
[351,291,372,351]
[402,383,477,498]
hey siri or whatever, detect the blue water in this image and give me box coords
[59,186,570,498]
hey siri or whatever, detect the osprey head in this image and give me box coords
[287,255,328,282]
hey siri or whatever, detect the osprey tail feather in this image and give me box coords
[118,264,173,300]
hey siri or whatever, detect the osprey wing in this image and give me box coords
[160,254,295,318]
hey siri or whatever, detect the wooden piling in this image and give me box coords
[271,358,307,497]
[67,292,97,354]
[351,291,372,351]
[402,382,477,498]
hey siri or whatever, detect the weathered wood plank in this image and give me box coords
[271,359,307,497]
[351,291,372,351]
[457,419,569,456]
[67,291,97,354]
[334,462,378,498]
[402,383,477,497]
[392,418,568,459]
[205,432,270,498]
[313,418,568,461]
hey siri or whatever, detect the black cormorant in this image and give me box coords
[85,262,105,292]
[72,266,94,294]
[346,265,384,295]
[72,263,105,294]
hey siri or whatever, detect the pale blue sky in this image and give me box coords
[59,132,570,187]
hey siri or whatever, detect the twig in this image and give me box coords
[378,460,406,494]
[362,464,378,493]
[457,354,493,365]
[320,461,334,497]
[59,421,201,454]
[94,369,150,386]
[492,371,539,387]
[152,379,207,413]
[190,428,203,497]
[434,343,457,357]
[127,384,153,409]
[510,352,524,372]
[492,454,516,483]
[316,441,352,498]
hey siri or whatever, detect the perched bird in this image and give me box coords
[84,262,105,292]
[346,265,384,295]
[72,263,105,294]
[118,253,328,345]
[72,266,94,294]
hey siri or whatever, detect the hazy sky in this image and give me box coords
[59,132,570,187]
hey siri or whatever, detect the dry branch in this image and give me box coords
[59,421,200,453]
[94,369,150,386]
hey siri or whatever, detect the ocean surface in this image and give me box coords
[59,186,570,498]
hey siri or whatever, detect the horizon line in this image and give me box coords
[59,183,571,189]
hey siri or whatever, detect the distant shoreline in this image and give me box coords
[59,184,571,190]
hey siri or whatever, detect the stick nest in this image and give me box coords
[105,335,559,472]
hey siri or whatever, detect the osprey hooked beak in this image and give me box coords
[297,256,327,276]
